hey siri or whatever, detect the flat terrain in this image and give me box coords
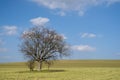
[0,60,120,80]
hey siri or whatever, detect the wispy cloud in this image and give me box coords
[115,53,120,56]
[0,56,11,59]
[0,39,3,45]
[107,0,120,5]
[80,33,96,38]
[72,45,96,52]
[0,39,7,53]
[56,11,66,16]
[3,26,18,36]
[32,0,120,16]
[30,17,50,26]
[0,48,7,52]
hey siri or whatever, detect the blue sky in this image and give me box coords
[0,0,120,62]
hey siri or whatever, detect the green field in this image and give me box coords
[0,60,120,80]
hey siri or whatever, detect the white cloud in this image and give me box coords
[32,0,120,16]
[30,17,50,26]
[3,26,17,35]
[72,45,96,52]
[80,33,96,38]
[60,34,67,40]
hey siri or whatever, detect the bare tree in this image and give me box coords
[20,26,69,71]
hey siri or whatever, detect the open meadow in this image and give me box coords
[0,60,120,80]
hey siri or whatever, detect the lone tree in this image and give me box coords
[20,26,69,71]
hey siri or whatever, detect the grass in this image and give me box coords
[0,60,120,80]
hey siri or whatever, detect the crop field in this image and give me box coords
[0,60,120,80]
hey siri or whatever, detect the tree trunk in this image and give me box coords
[48,64,50,71]
[38,61,42,71]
